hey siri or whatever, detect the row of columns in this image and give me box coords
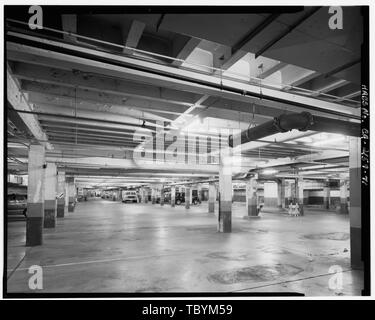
[261,178,349,215]
[26,144,76,247]
[143,177,349,219]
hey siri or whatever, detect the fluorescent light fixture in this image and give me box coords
[262,169,278,175]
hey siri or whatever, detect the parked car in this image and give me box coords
[175,192,201,205]
[7,193,27,217]
[122,191,138,203]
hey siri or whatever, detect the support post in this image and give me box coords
[56,171,66,218]
[296,177,304,216]
[208,182,216,213]
[245,175,258,218]
[340,179,349,214]
[44,163,57,228]
[144,188,148,203]
[160,185,164,206]
[349,137,362,269]
[26,144,45,246]
[66,176,75,212]
[218,147,232,233]
[185,187,190,209]
[279,178,286,209]
[171,186,176,207]
[323,180,330,210]
[151,188,156,204]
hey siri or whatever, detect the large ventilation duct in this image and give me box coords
[228,112,361,147]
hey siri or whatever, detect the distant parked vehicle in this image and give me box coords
[175,192,201,205]
[122,191,138,203]
[7,193,27,217]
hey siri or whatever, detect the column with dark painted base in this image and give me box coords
[340,179,349,214]
[64,182,69,213]
[278,178,286,209]
[56,171,66,218]
[67,176,75,212]
[218,148,232,233]
[245,175,258,218]
[290,180,296,204]
[185,187,190,209]
[144,189,149,203]
[44,163,57,228]
[197,185,202,203]
[160,185,165,206]
[349,137,362,269]
[26,144,45,246]
[285,181,291,207]
[171,186,176,207]
[151,188,156,204]
[323,180,330,210]
[208,183,216,213]
[296,177,304,216]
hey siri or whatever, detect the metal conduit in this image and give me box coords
[228,111,360,147]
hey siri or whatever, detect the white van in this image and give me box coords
[122,190,138,203]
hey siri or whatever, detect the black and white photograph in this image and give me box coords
[1,2,372,302]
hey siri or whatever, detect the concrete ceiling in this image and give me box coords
[6,7,360,187]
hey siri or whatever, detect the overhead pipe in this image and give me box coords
[228,112,360,147]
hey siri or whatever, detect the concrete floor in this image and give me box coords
[6,198,363,296]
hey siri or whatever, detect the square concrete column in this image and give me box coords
[208,183,216,213]
[323,180,330,210]
[245,175,258,218]
[144,188,148,203]
[56,171,66,218]
[83,189,88,201]
[349,137,362,269]
[160,185,165,206]
[44,163,57,228]
[340,179,349,214]
[151,188,156,204]
[66,176,75,212]
[290,180,296,203]
[189,187,193,204]
[296,177,304,216]
[218,148,232,233]
[285,181,292,207]
[197,185,202,202]
[64,182,69,210]
[26,144,45,246]
[264,181,278,208]
[185,187,190,209]
[278,179,286,209]
[170,186,176,207]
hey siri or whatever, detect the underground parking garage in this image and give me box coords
[4,6,369,297]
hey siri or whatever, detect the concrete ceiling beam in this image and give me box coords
[61,14,77,42]
[123,20,146,54]
[11,61,199,106]
[7,36,359,119]
[22,82,187,116]
[171,37,202,67]
[7,68,52,150]
[32,103,161,128]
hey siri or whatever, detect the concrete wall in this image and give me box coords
[306,189,347,206]
[264,182,278,207]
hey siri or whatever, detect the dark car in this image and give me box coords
[7,193,27,217]
[175,192,200,205]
